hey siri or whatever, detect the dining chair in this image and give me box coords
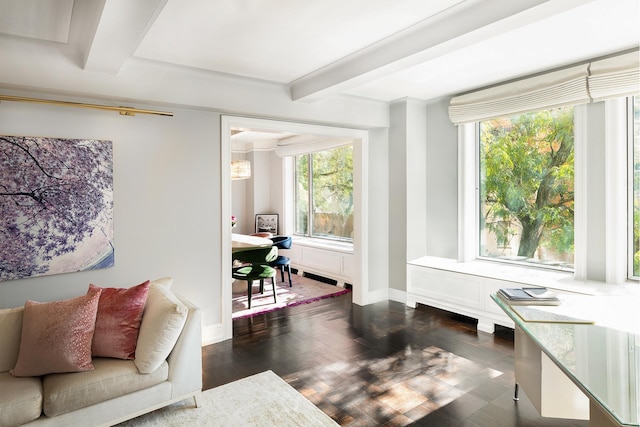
[232,246,278,309]
[268,236,293,287]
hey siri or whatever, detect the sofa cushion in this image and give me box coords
[135,282,188,374]
[0,372,42,427]
[0,306,23,372]
[90,280,150,359]
[42,357,168,417]
[11,287,102,377]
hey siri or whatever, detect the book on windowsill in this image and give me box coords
[497,287,561,306]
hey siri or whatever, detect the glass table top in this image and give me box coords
[493,294,639,426]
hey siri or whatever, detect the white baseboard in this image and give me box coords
[367,288,406,304]
[202,323,225,346]
[388,288,406,304]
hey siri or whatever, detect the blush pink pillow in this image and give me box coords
[90,281,150,360]
[10,287,102,377]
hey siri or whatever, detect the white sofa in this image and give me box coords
[0,281,202,427]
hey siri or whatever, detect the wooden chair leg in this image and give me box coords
[247,280,252,309]
[259,279,264,294]
[286,265,292,287]
[280,266,285,283]
[272,277,277,303]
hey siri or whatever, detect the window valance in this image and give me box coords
[588,51,640,102]
[448,50,640,125]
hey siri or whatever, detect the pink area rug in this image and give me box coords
[232,274,351,320]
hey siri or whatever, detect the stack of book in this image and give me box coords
[497,287,561,306]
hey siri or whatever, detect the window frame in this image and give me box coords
[476,107,576,271]
[293,147,354,243]
[459,99,634,284]
[628,96,639,280]
[294,153,310,236]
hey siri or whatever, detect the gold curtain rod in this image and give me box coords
[0,94,173,117]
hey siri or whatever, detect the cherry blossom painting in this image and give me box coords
[0,135,114,282]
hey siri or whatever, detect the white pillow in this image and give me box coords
[0,307,24,372]
[134,282,188,374]
[149,277,173,289]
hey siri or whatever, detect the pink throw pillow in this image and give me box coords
[10,287,102,377]
[90,281,150,359]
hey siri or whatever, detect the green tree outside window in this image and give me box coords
[479,107,575,268]
[295,145,353,241]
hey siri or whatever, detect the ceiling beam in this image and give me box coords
[288,0,596,102]
[81,0,168,74]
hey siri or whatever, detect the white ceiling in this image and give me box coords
[0,0,638,104]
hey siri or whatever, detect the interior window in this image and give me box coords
[294,145,353,241]
[478,107,575,270]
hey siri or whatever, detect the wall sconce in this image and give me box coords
[231,160,251,180]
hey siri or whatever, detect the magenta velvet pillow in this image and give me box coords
[90,281,150,359]
[10,287,102,377]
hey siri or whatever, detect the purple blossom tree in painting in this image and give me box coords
[0,136,113,281]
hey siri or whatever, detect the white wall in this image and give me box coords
[0,101,222,334]
[0,31,393,344]
[232,150,285,235]
[389,101,409,290]
[0,91,390,345]
[406,99,428,262]
[388,99,428,292]
[367,127,390,293]
[269,151,285,233]
[231,154,250,234]
[252,150,277,221]
[425,97,458,259]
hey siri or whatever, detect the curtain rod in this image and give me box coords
[0,94,173,117]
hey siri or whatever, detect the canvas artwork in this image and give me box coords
[0,135,114,282]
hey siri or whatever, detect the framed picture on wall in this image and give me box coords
[0,135,114,282]
[255,214,278,234]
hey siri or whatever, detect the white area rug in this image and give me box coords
[116,370,338,426]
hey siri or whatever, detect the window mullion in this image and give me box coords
[458,123,476,262]
[604,98,628,283]
[573,104,588,281]
[307,153,313,237]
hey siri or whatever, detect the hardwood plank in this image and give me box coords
[202,289,588,426]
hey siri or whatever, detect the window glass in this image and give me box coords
[479,107,574,269]
[632,96,640,277]
[295,145,353,241]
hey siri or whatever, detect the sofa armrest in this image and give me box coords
[166,294,202,399]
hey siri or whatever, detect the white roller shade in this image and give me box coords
[448,64,590,125]
[588,51,640,102]
[275,135,353,157]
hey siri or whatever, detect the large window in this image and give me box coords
[295,145,353,241]
[479,106,575,269]
[631,96,640,277]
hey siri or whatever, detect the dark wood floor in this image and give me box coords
[202,292,588,427]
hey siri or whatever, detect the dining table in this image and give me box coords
[231,233,273,253]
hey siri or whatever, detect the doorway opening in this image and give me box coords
[221,116,369,340]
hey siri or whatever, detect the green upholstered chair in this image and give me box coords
[232,246,278,309]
